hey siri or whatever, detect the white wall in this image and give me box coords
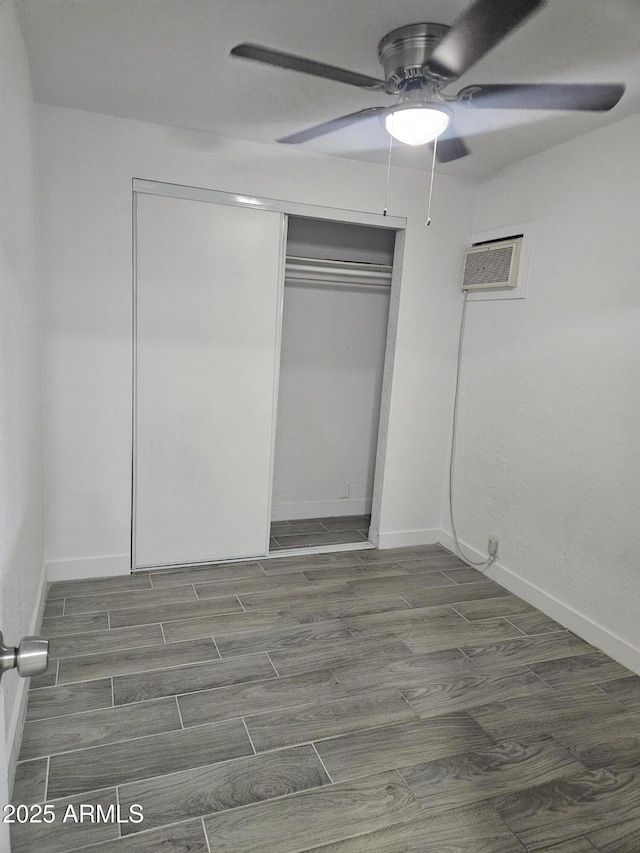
[443,114,640,668]
[0,0,45,814]
[272,280,390,520]
[377,176,477,547]
[36,104,475,576]
[273,219,394,522]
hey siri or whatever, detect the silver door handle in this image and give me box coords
[0,631,49,682]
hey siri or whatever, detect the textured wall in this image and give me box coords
[0,0,44,796]
[273,219,394,520]
[445,114,640,650]
[272,279,390,520]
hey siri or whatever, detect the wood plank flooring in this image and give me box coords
[11,544,639,852]
[269,515,370,551]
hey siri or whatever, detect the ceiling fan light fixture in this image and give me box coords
[383,102,451,146]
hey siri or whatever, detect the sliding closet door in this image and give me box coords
[134,192,284,568]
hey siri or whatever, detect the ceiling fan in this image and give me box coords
[230,0,625,162]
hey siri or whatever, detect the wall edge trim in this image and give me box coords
[46,554,130,583]
[271,499,372,522]
[377,528,442,549]
[439,531,640,677]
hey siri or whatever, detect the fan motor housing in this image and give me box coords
[378,23,450,91]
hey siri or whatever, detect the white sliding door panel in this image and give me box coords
[135,193,284,567]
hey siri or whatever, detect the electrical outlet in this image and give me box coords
[488,537,499,557]
[340,482,351,499]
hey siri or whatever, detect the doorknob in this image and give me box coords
[0,631,49,683]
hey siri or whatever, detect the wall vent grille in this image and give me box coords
[462,236,522,291]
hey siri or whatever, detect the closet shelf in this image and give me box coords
[285,256,392,288]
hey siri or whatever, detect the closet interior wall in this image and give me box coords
[271,217,395,550]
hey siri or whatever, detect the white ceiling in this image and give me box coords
[15,0,640,178]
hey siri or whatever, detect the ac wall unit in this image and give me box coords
[461,235,522,291]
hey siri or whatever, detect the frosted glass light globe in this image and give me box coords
[384,105,451,146]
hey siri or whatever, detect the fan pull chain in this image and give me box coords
[383,135,393,216]
[425,137,438,226]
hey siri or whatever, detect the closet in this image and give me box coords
[270,217,395,552]
[132,181,404,570]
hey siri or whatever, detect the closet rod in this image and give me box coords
[285,256,392,289]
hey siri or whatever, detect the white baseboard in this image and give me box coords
[46,553,130,582]
[271,499,371,522]
[437,532,492,566]
[376,528,442,550]
[439,531,640,677]
[7,558,48,795]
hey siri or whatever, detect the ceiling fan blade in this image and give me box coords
[435,129,471,162]
[231,43,386,91]
[456,83,626,111]
[278,107,386,144]
[426,0,545,81]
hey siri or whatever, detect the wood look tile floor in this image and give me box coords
[269,516,370,551]
[12,545,640,852]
